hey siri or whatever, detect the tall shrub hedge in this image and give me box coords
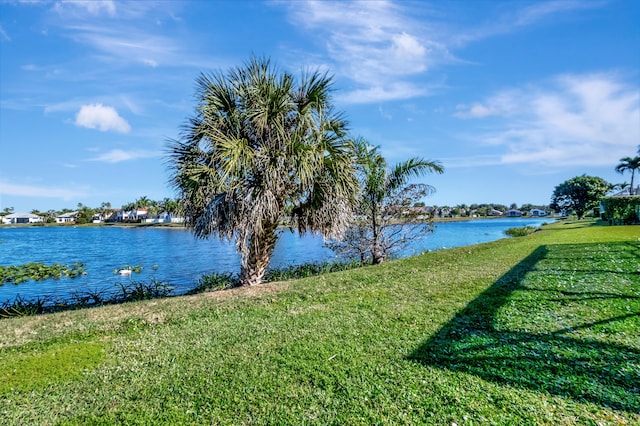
[600,196,640,224]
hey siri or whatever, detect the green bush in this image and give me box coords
[600,196,640,225]
[0,295,48,318]
[117,279,172,301]
[188,272,238,294]
[504,226,538,237]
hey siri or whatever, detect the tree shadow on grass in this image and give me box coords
[408,243,640,413]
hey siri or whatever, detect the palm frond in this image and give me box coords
[387,158,444,192]
[615,156,640,173]
[165,56,359,285]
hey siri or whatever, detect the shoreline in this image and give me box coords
[0,215,557,229]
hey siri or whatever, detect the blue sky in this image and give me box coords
[1,0,638,213]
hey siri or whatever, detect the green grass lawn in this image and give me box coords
[0,220,638,425]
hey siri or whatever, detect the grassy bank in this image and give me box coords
[0,220,638,425]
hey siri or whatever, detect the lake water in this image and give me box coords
[0,218,553,302]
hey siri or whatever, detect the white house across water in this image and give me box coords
[1,213,44,224]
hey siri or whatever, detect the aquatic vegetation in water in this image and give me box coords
[0,262,86,285]
[112,264,144,275]
[0,279,173,318]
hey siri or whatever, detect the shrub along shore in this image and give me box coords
[0,220,638,424]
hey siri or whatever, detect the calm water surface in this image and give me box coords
[0,218,553,302]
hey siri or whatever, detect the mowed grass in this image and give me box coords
[0,220,638,425]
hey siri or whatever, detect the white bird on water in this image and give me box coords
[119,267,132,275]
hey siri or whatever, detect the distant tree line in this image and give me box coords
[0,199,551,223]
[0,197,183,224]
[419,203,550,219]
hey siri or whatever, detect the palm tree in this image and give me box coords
[134,196,151,209]
[168,57,358,286]
[615,156,640,195]
[159,197,181,215]
[352,138,443,264]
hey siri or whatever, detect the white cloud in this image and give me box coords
[438,154,503,169]
[45,1,191,68]
[282,0,451,104]
[455,73,640,167]
[338,83,428,104]
[511,0,602,27]
[0,25,10,42]
[63,24,177,68]
[280,1,610,105]
[455,91,520,118]
[44,100,80,114]
[452,0,605,46]
[389,32,427,73]
[75,103,131,133]
[55,0,116,17]
[378,106,392,120]
[142,58,158,68]
[0,181,88,201]
[45,95,142,115]
[118,95,144,115]
[455,103,496,119]
[88,149,159,163]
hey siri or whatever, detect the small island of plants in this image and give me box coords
[0,262,86,285]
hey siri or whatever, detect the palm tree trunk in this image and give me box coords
[239,222,279,286]
[370,197,385,264]
[372,248,385,264]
